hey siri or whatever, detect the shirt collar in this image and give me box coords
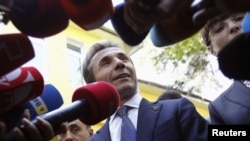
[110,93,142,122]
[123,93,142,109]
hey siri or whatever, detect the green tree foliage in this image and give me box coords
[152,33,218,96]
[153,33,207,68]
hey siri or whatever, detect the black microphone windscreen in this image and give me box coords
[8,0,69,38]
[0,34,34,76]
[218,32,250,80]
[111,3,149,46]
[149,24,175,47]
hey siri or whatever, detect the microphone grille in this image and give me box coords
[72,81,120,125]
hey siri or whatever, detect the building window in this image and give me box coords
[67,39,85,88]
[23,37,49,81]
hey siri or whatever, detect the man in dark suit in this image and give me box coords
[157,90,182,101]
[209,80,250,124]
[81,39,208,141]
[201,12,250,124]
[6,39,208,141]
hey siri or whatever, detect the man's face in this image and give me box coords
[209,13,245,56]
[90,47,138,101]
[58,120,93,141]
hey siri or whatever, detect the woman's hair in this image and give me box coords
[82,40,124,83]
[201,12,234,47]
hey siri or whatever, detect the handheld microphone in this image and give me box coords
[0,84,63,131]
[0,66,44,113]
[218,32,250,80]
[0,0,12,12]
[111,3,149,46]
[190,0,218,25]
[5,81,119,141]
[243,12,250,33]
[149,0,205,47]
[72,81,119,125]
[7,0,69,38]
[60,0,114,30]
[0,33,34,76]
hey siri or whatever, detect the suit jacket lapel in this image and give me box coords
[90,119,111,141]
[137,99,162,141]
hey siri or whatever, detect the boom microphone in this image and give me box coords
[60,0,114,30]
[0,33,34,76]
[5,81,119,141]
[0,66,44,113]
[6,0,69,38]
[111,3,149,46]
[0,84,63,131]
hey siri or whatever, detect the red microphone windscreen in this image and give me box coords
[8,0,69,38]
[0,67,44,113]
[60,0,114,30]
[0,34,34,76]
[72,81,120,125]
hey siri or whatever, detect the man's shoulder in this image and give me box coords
[210,80,250,105]
[154,97,195,111]
[159,97,192,104]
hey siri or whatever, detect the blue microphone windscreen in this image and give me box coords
[27,84,64,119]
[0,84,63,131]
[111,3,149,46]
[243,11,250,33]
[150,24,175,47]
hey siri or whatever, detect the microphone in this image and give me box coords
[0,33,34,76]
[111,3,149,46]
[149,24,175,47]
[60,0,114,30]
[0,66,44,113]
[0,84,63,131]
[149,0,205,47]
[243,12,250,33]
[4,81,119,141]
[72,81,119,125]
[6,0,69,38]
[217,32,250,80]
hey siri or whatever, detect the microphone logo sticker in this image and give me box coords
[0,67,44,113]
[0,67,38,90]
[0,76,10,86]
[29,96,48,115]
